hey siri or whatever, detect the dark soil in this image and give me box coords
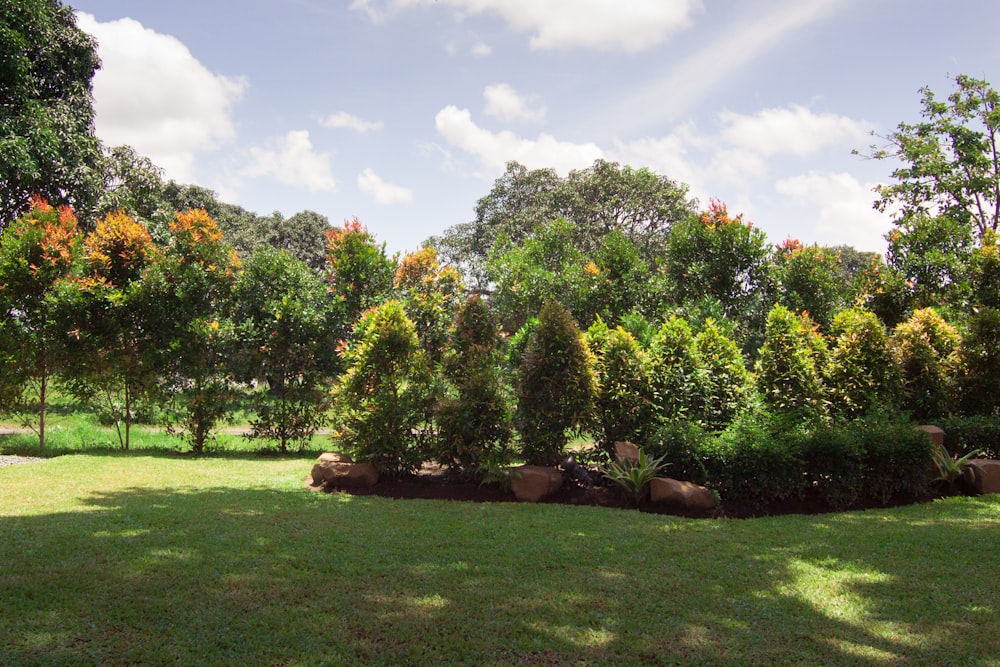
[318,464,965,519]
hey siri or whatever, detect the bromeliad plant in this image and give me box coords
[931,442,982,491]
[601,447,669,505]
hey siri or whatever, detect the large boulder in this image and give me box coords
[613,441,640,465]
[649,477,718,510]
[309,452,379,488]
[510,465,564,502]
[964,459,1000,494]
[916,425,945,446]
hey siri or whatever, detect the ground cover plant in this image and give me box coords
[1,453,998,666]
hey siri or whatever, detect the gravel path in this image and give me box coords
[0,454,47,467]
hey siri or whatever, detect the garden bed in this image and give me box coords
[319,462,958,519]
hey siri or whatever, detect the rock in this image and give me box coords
[649,477,718,510]
[963,459,1000,494]
[310,453,378,488]
[510,465,563,502]
[613,441,640,465]
[916,425,945,447]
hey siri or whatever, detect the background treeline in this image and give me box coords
[3,2,1000,509]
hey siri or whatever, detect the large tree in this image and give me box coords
[1,0,102,229]
[432,159,695,291]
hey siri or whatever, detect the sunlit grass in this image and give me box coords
[1,454,998,665]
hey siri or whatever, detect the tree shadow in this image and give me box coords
[0,485,996,665]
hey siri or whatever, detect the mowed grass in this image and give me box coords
[1,453,999,666]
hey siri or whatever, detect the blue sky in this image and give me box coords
[70,1,1000,256]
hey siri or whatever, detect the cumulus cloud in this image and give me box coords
[718,105,872,157]
[471,42,493,57]
[242,131,337,192]
[350,0,701,52]
[775,171,888,251]
[483,83,546,123]
[75,12,246,182]
[435,105,602,174]
[357,168,414,205]
[319,111,384,133]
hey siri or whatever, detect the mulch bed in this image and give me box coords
[318,463,956,519]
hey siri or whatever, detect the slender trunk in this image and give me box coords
[38,371,46,450]
[124,382,132,450]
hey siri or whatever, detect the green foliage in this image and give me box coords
[486,218,589,332]
[665,200,773,329]
[586,319,653,454]
[693,318,752,431]
[892,307,959,419]
[0,198,82,446]
[601,448,668,505]
[435,296,513,473]
[825,308,901,419]
[756,304,828,423]
[647,315,703,426]
[772,240,845,329]
[870,74,1000,240]
[953,306,1000,416]
[886,214,973,310]
[433,159,694,293]
[394,246,464,362]
[231,247,341,451]
[930,443,982,489]
[333,300,435,476]
[515,301,596,465]
[931,415,1000,459]
[0,0,103,228]
[324,217,396,329]
[852,257,913,329]
[969,229,1000,309]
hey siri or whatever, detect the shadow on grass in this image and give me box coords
[0,485,997,666]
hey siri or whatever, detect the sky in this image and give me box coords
[69,0,1000,256]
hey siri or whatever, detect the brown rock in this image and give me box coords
[649,477,718,510]
[916,425,945,447]
[613,441,640,465]
[510,465,563,502]
[963,459,1000,494]
[312,452,378,487]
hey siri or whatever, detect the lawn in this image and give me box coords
[1,452,998,666]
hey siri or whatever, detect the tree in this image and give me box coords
[270,210,331,273]
[333,300,435,476]
[325,217,396,329]
[57,210,159,449]
[394,246,464,362]
[869,75,1000,240]
[665,200,773,344]
[148,208,240,452]
[231,248,342,451]
[825,308,901,419]
[694,318,752,431]
[892,308,959,420]
[432,159,695,292]
[586,319,652,454]
[772,239,845,329]
[1,0,103,229]
[515,301,595,465]
[0,197,81,446]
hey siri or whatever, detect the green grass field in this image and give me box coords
[1,450,998,666]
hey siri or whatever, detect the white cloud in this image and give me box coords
[604,0,846,130]
[357,168,414,205]
[319,111,384,133]
[75,12,246,182]
[350,0,702,52]
[471,42,492,57]
[775,171,888,251]
[435,105,603,174]
[718,105,872,157]
[483,83,546,123]
[242,131,337,192]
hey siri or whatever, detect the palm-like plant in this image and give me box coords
[601,448,669,505]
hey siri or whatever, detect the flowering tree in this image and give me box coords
[394,246,464,361]
[772,239,845,329]
[0,197,82,446]
[325,217,396,330]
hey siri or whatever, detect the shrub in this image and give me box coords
[516,301,596,465]
[931,415,1000,458]
[954,307,1000,417]
[892,307,959,419]
[756,304,828,423]
[601,448,668,505]
[853,420,935,504]
[648,316,703,425]
[333,301,435,476]
[694,318,751,430]
[826,308,901,419]
[435,296,513,473]
[586,319,653,455]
